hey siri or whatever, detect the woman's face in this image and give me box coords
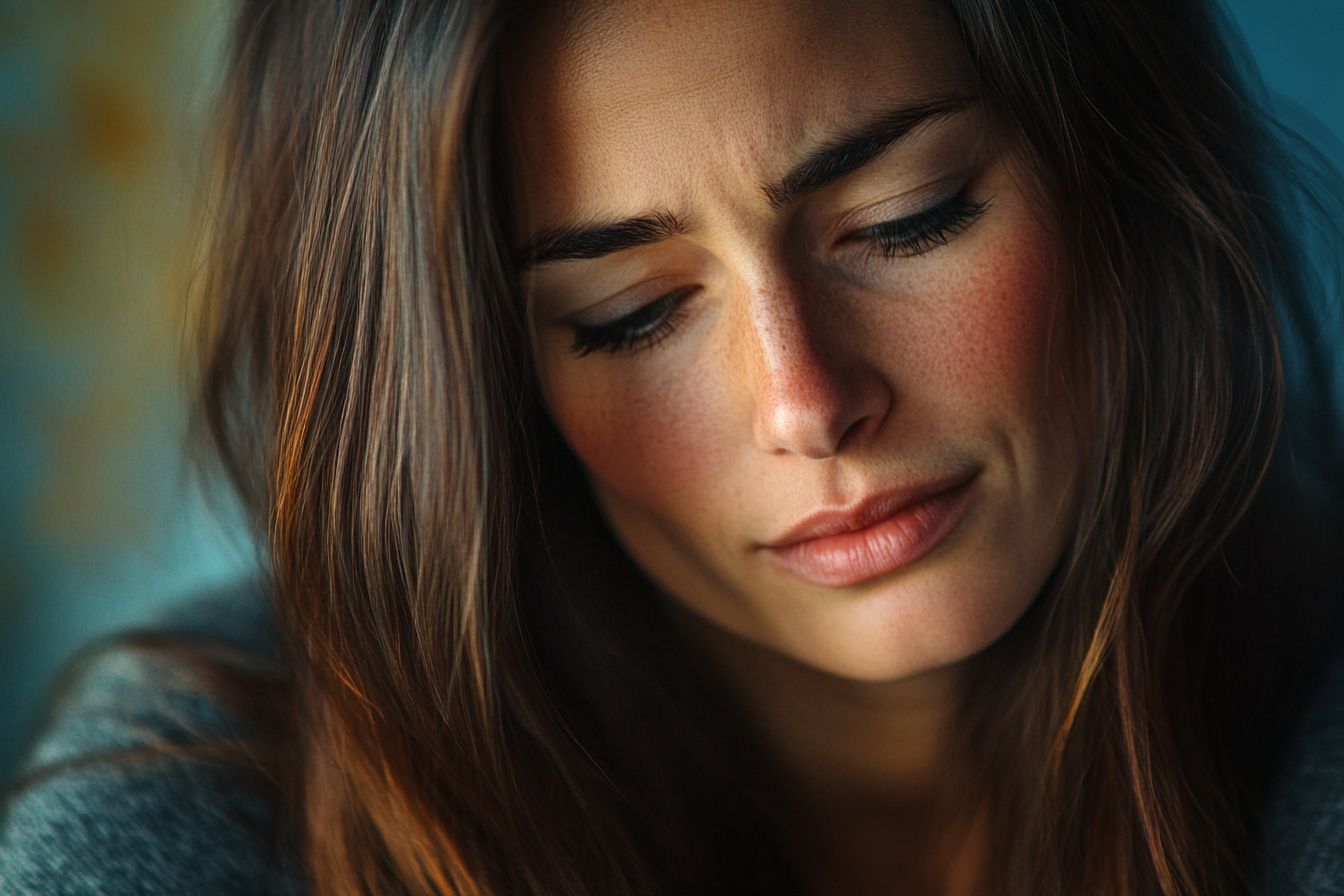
[509,0,1084,681]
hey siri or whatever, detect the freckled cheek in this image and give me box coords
[901,222,1063,418]
[543,351,741,518]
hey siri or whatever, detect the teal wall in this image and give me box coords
[0,0,253,777]
[1225,0,1343,141]
[0,1,1340,779]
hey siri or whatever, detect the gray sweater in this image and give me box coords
[1,583,1342,895]
[0,584,301,895]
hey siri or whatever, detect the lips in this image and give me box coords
[761,473,979,588]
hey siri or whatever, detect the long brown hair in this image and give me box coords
[195,0,1344,893]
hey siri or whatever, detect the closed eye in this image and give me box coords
[569,285,698,357]
[855,193,990,258]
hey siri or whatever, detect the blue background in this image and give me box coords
[0,0,1340,779]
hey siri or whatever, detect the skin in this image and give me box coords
[507,0,1085,891]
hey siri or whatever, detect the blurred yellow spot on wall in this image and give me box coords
[68,72,153,177]
[2,0,227,552]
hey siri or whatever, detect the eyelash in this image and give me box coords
[570,286,695,357]
[857,193,991,258]
[568,192,990,357]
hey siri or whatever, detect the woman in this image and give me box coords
[2,0,1342,894]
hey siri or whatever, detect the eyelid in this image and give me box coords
[833,175,971,238]
[566,274,691,328]
[569,285,698,357]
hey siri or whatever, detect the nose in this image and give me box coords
[746,277,892,459]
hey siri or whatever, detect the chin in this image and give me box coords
[824,605,1027,683]
[723,559,1049,683]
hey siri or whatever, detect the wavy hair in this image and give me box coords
[195,0,1343,893]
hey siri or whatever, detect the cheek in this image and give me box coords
[901,216,1064,426]
[543,346,739,515]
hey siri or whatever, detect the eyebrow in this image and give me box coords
[517,95,971,269]
[762,95,970,208]
[520,210,688,268]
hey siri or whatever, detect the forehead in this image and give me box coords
[505,0,970,225]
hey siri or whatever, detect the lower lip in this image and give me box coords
[764,479,977,588]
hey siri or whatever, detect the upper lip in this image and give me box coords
[761,470,979,549]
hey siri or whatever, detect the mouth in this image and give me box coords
[760,472,979,588]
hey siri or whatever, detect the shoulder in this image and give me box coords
[1263,641,1344,895]
[0,581,304,896]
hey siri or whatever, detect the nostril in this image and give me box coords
[835,405,880,454]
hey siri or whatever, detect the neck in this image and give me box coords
[688,616,983,896]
